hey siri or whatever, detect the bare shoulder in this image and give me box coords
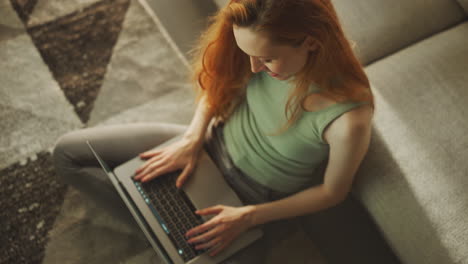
[323,103,374,144]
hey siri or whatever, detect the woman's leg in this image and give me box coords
[52,121,295,264]
[52,122,188,227]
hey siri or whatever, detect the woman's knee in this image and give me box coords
[52,131,82,182]
[52,131,76,160]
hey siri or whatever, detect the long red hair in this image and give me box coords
[187,0,374,135]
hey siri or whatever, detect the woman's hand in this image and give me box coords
[133,136,203,188]
[185,205,257,257]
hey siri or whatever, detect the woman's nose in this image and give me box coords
[250,56,265,73]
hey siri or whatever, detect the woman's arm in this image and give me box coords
[185,105,373,256]
[250,104,373,226]
[183,93,215,147]
[134,92,216,185]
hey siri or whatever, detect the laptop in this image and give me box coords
[85,133,263,264]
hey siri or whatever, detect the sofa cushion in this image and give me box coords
[456,0,468,14]
[331,0,465,65]
[353,21,468,264]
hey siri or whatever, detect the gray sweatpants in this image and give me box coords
[52,122,400,264]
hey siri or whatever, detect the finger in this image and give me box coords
[141,163,173,182]
[134,157,167,180]
[135,154,165,175]
[134,165,155,181]
[139,148,164,158]
[187,225,221,244]
[194,236,222,250]
[196,205,224,216]
[176,161,195,188]
[140,163,171,182]
[176,154,201,188]
[186,217,221,237]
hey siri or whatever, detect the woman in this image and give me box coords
[53,0,395,263]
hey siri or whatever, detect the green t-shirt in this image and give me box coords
[223,71,367,193]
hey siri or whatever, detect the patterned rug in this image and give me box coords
[1,0,130,263]
[0,152,68,264]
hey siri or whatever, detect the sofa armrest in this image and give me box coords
[139,0,218,63]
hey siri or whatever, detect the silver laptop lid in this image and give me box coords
[85,140,173,264]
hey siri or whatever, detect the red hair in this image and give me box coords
[187,0,374,135]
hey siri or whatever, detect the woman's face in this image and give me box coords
[233,25,317,81]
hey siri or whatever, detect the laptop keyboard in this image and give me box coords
[133,171,208,262]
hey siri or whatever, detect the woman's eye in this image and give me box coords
[263,59,273,63]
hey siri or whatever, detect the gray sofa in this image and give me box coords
[144,0,468,263]
[335,1,468,264]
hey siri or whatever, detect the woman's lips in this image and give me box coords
[268,71,279,77]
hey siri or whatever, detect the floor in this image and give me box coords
[0,0,327,263]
